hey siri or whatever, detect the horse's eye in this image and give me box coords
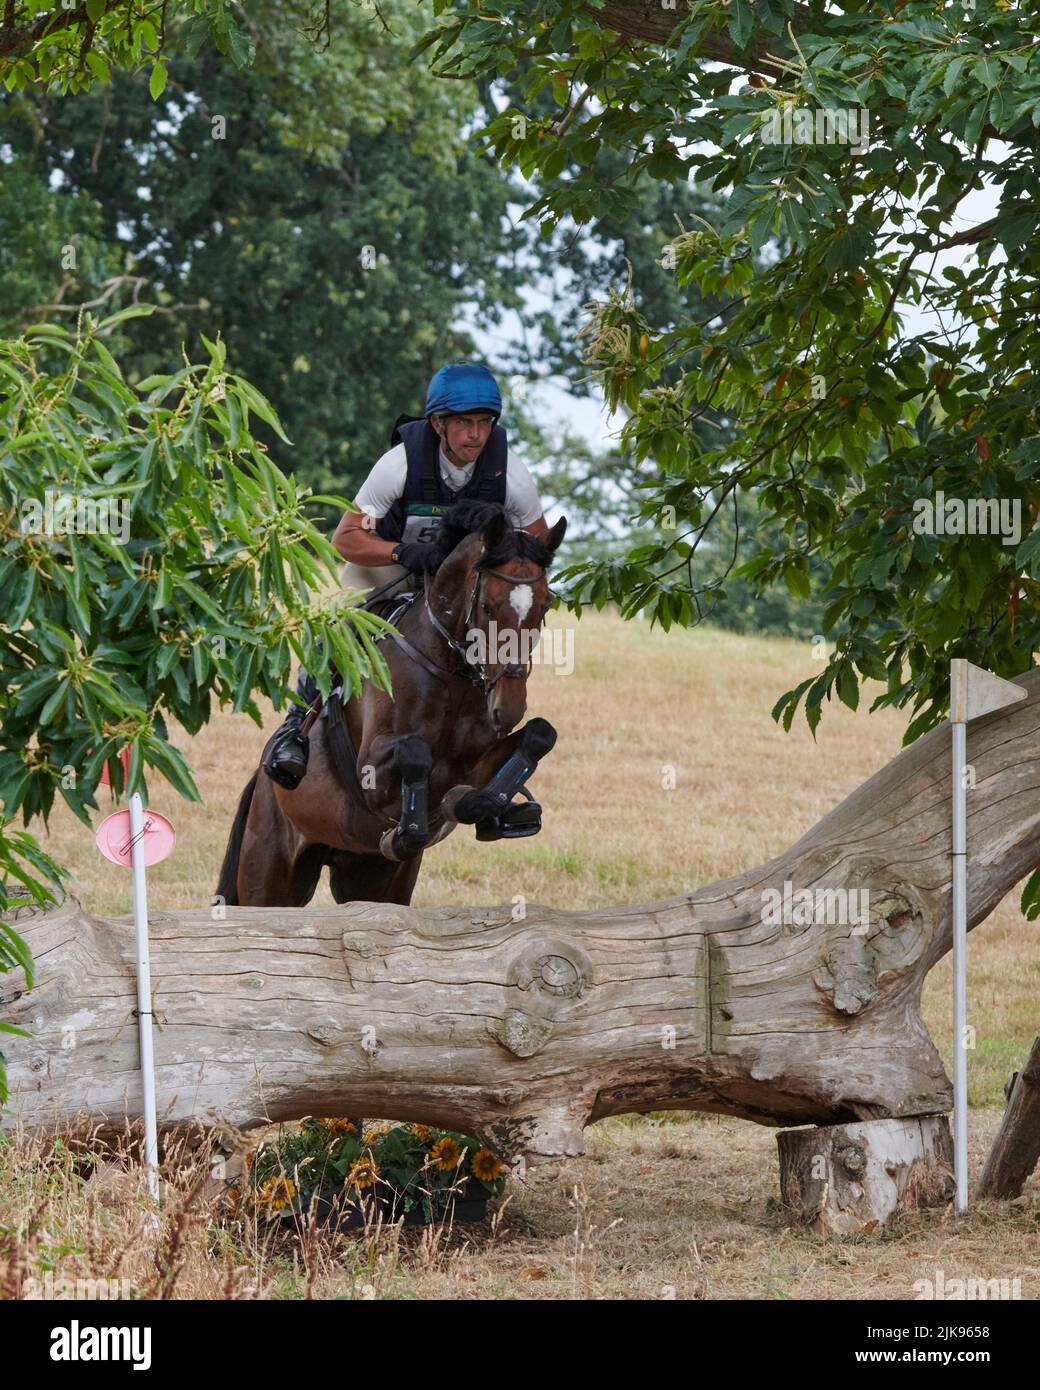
[482,603,492,616]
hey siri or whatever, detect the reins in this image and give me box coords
[372,563,546,692]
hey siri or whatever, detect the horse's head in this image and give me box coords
[428,502,567,734]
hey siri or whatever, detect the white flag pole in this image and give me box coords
[948,660,1027,1212]
[950,712,969,1211]
[129,791,160,1224]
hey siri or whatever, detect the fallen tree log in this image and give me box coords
[976,1036,1040,1199]
[2,670,1039,1173]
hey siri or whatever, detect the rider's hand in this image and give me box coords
[394,540,442,574]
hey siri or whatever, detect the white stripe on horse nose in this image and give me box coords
[509,585,533,620]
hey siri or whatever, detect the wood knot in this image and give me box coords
[495,1009,553,1058]
[487,1085,527,1107]
[507,938,592,999]
[538,954,579,993]
[837,1142,866,1177]
[812,867,928,1015]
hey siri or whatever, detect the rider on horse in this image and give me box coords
[263,362,553,790]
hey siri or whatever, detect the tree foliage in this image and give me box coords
[4,0,1040,1018]
[416,0,1040,746]
[0,0,538,492]
[0,0,254,92]
[0,310,399,1091]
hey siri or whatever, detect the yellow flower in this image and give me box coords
[470,1149,504,1182]
[348,1159,380,1191]
[430,1136,463,1172]
[244,1149,256,1171]
[259,1175,296,1210]
[326,1118,357,1135]
[227,1186,240,1201]
[410,1124,433,1143]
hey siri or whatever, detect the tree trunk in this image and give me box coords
[977,1036,1040,1199]
[777,1118,954,1234]
[3,671,1039,1169]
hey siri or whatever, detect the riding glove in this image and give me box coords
[394,540,442,574]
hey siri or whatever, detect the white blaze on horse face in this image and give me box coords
[509,584,534,621]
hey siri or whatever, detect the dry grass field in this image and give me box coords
[4,608,1039,1300]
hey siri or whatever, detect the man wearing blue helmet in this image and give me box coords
[331,362,549,595]
[262,363,551,789]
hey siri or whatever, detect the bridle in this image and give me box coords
[420,563,547,693]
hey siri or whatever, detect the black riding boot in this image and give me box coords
[263,670,320,790]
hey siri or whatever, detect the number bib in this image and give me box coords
[401,501,452,546]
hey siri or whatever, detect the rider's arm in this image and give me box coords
[332,446,409,565]
[332,510,401,565]
[506,451,550,546]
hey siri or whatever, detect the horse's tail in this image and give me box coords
[215,771,258,907]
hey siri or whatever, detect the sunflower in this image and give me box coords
[348,1158,380,1191]
[430,1136,463,1172]
[410,1124,433,1143]
[244,1149,256,1171]
[325,1118,357,1135]
[470,1149,504,1182]
[259,1175,296,1210]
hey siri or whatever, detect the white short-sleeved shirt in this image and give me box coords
[353,442,543,529]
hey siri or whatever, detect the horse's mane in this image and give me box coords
[435,498,554,571]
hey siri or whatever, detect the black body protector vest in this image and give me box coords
[373,416,508,546]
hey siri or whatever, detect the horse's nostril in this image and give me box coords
[493,708,520,735]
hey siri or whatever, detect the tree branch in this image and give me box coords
[0,0,127,61]
[932,216,1000,253]
[582,1,814,69]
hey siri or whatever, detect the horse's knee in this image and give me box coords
[394,733,432,784]
[520,717,557,761]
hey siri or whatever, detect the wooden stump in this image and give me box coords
[777,1117,954,1234]
[977,1036,1040,1199]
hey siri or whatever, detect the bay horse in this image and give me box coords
[216,501,567,908]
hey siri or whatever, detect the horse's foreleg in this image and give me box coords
[359,732,434,861]
[440,717,557,829]
[388,733,433,857]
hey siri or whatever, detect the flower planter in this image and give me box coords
[285,1185,490,1232]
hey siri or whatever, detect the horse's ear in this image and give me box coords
[545,516,567,554]
[480,510,510,551]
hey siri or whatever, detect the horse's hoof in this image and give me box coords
[475,796,542,841]
[440,785,476,823]
[378,826,404,861]
[454,789,499,824]
[379,825,425,861]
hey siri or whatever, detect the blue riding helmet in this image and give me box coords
[424,363,502,419]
